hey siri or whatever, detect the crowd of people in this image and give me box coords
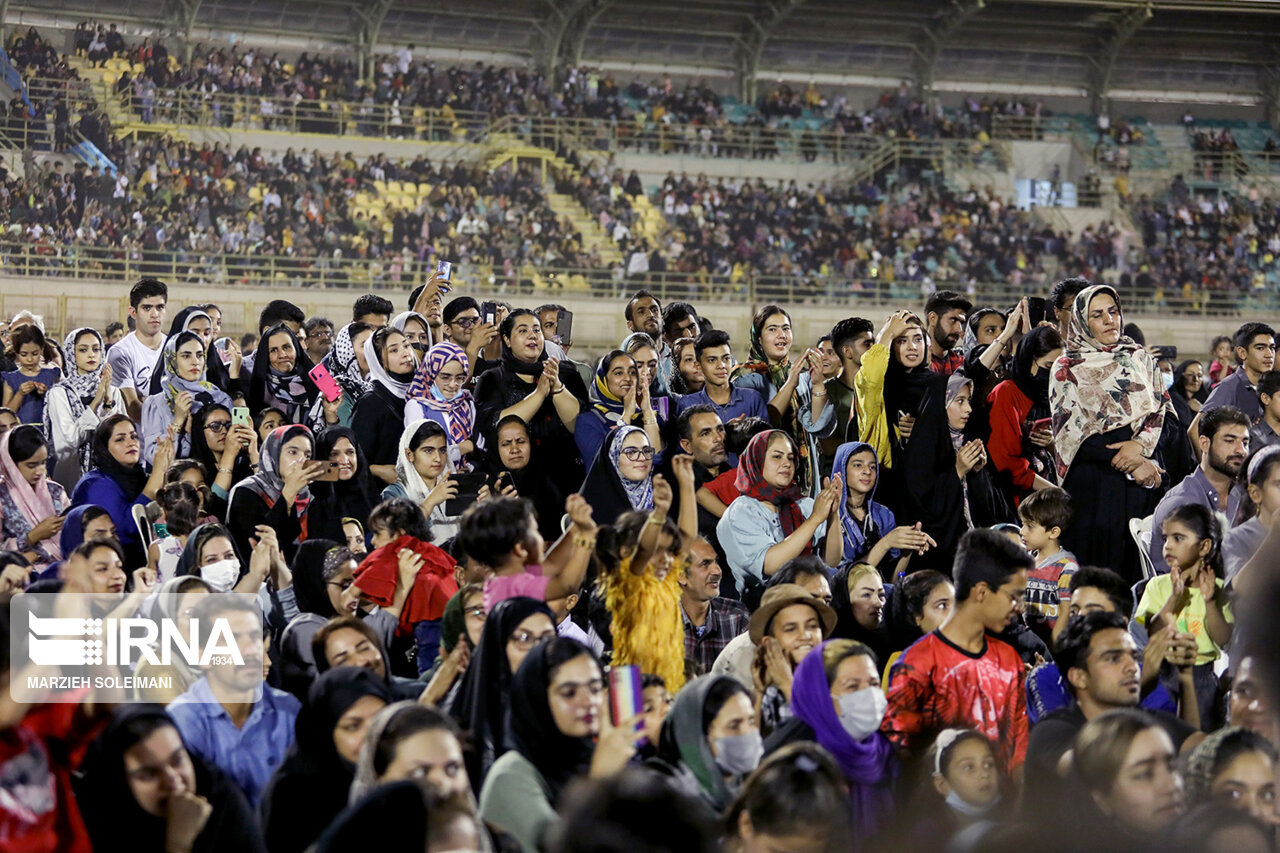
[1,270,1280,853]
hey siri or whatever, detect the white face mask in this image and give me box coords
[836,686,888,741]
[200,558,240,592]
[712,731,764,777]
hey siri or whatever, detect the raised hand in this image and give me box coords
[565,493,596,534]
[670,453,695,489]
[651,474,673,516]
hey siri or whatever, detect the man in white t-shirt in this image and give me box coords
[108,278,168,421]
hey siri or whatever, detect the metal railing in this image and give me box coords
[0,239,1269,318]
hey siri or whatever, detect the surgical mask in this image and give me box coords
[430,384,457,402]
[713,731,763,777]
[200,558,240,592]
[837,687,888,741]
[945,789,1000,817]
[1163,371,1174,391]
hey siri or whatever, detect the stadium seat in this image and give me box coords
[1130,515,1156,580]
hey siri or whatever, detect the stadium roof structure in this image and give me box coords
[12,0,1280,105]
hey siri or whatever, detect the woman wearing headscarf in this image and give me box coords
[986,324,1064,504]
[248,323,338,431]
[37,503,114,580]
[450,596,558,790]
[352,326,419,485]
[479,638,640,853]
[383,419,461,545]
[45,326,123,490]
[903,373,1013,574]
[311,427,375,544]
[479,414,564,543]
[1050,284,1177,575]
[391,310,432,354]
[226,424,333,565]
[74,705,267,853]
[578,425,656,528]
[319,322,374,424]
[141,330,233,465]
[621,331,674,425]
[0,426,68,571]
[575,350,663,471]
[189,403,259,519]
[731,306,834,499]
[147,307,242,400]
[71,413,172,568]
[260,667,394,853]
[474,309,588,500]
[766,639,896,848]
[830,441,933,577]
[405,341,477,458]
[717,429,843,595]
[652,674,760,819]
[855,311,938,516]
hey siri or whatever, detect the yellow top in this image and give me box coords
[602,556,686,693]
[854,342,894,468]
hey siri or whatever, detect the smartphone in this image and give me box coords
[480,300,498,327]
[309,363,343,403]
[214,336,233,365]
[608,664,644,737]
[1154,345,1177,362]
[312,462,342,482]
[232,406,252,430]
[555,307,573,346]
[435,260,453,293]
[1031,417,1053,433]
[444,472,487,516]
[1027,296,1047,327]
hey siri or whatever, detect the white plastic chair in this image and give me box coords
[1130,514,1156,580]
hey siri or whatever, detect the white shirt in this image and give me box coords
[107,331,166,398]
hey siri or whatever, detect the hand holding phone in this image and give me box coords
[309,363,343,403]
[232,406,252,430]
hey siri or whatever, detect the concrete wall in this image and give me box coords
[0,273,1241,371]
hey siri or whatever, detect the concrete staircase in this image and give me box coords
[545,190,623,266]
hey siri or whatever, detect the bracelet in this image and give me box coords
[645,513,667,528]
[217,466,232,474]
[572,531,596,550]
[552,385,566,394]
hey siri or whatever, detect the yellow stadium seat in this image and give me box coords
[373,180,387,195]
[417,182,432,197]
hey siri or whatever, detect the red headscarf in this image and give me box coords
[734,429,811,551]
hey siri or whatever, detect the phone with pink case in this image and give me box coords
[309,363,343,403]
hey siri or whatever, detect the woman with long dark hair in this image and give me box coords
[986,325,1064,503]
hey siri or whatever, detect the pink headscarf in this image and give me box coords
[0,429,60,559]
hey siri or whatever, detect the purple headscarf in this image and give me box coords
[790,640,896,844]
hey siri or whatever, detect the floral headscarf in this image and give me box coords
[406,342,473,445]
[159,330,231,416]
[323,323,373,399]
[44,328,106,463]
[734,429,810,550]
[1049,284,1170,477]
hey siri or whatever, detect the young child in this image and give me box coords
[640,673,672,750]
[457,493,597,612]
[1017,486,1079,644]
[1,325,59,425]
[146,481,201,585]
[1136,502,1232,726]
[932,729,1003,819]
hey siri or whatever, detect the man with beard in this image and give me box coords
[679,538,748,676]
[1148,405,1250,575]
[924,290,972,376]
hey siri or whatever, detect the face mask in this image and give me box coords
[411,342,428,357]
[200,558,240,592]
[1163,371,1175,391]
[430,384,457,402]
[836,686,887,741]
[152,522,168,539]
[713,731,763,777]
[945,789,1000,817]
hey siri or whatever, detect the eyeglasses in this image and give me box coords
[551,679,605,701]
[452,316,480,329]
[204,421,231,434]
[326,578,354,591]
[311,330,333,339]
[620,447,656,462]
[509,629,556,649]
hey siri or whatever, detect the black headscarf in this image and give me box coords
[248,323,320,421]
[882,341,937,427]
[290,537,341,618]
[450,596,556,791]
[506,638,598,801]
[311,427,374,531]
[174,523,247,586]
[90,416,148,499]
[189,403,254,484]
[829,564,894,664]
[261,667,394,853]
[75,705,266,853]
[479,415,564,542]
[314,781,431,853]
[1011,325,1059,409]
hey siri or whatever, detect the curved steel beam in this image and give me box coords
[913,0,986,94]
[1090,2,1154,110]
[351,0,397,80]
[736,0,808,104]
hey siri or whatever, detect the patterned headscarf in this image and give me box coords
[588,351,642,425]
[406,342,474,445]
[734,429,810,548]
[227,424,314,509]
[159,330,231,416]
[608,425,654,511]
[45,328,107,464]
[1049,284,1170,477]
[323,323,373,399]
